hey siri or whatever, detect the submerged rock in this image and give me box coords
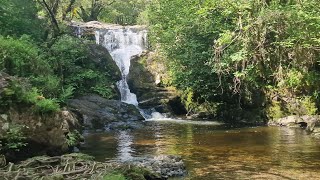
[122,155,187,178]
[67,95,145,130]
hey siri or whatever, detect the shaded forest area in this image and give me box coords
[147,0,320,123]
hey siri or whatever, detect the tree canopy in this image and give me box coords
[147,0,320,121]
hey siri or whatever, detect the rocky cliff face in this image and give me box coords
[128,52,187,115]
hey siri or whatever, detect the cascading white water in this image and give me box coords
[95,28,147,106]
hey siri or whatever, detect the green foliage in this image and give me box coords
[66,130,83,147]
[0,36,51,77]
[20,87,60,113]
[147,0,320,121]
[0,0,44,40]
[62,153,95,161]
[34,98,60,113]
[91,84,113,99]
[49,35,115,97]
[59,86,75,103]
[22,88,59,113]
[1,125,27,152]
[301,96,317,115]
[103,174,126,180]
[99,0,149,25]
[0,80,60,113]
[30,75,61,98]
[266,101,284,120]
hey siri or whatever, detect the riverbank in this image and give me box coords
[0,153,163,180]
[0,152,188,180]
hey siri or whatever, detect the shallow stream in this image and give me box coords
[82,119,320,179]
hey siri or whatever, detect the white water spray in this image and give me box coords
[95,28,147,106]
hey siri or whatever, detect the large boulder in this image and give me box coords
[67,95,145,130]
[0,73,81,161]
[0,108,81,161]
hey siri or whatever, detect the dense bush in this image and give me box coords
[0,36,51,77]
[49,35,116,98]
[0,0,44,40]
[147,0,320,122]
[0,125,27,152]
[0,33,117,105]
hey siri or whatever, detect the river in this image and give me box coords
[82,119,320,179]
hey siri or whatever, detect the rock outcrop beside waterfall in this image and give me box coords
[128,52,187,115]
[87,43,121,82]
[67,95,144,130]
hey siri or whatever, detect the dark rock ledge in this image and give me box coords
[67,94,145,131]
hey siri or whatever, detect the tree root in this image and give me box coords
[0,153,122,179]
[0,153,163,179]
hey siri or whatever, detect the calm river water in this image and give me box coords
[82,119,320,179]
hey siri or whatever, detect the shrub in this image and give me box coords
[91,84,113,99]
[34,98,60,113]
[0,125,27,152]
[301,96,317,115]
[30,75,61,98]
[0,36,51,77]
[49,35,116,98]
[66,130,83,147]
[5,83,60,114]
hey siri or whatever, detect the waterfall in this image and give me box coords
[95,27,147,106]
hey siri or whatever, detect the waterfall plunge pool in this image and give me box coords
[82,120,320,179]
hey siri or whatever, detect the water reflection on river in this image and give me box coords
[82,120,320,179]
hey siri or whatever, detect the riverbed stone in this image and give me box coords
[67,94,145,130]
[125,155,187,178]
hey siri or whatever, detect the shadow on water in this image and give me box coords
[82,120,320,179]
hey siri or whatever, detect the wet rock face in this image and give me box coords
[128,52,187,115]
[67,95,145,130]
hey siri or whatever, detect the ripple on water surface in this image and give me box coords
[82,120,320,179]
